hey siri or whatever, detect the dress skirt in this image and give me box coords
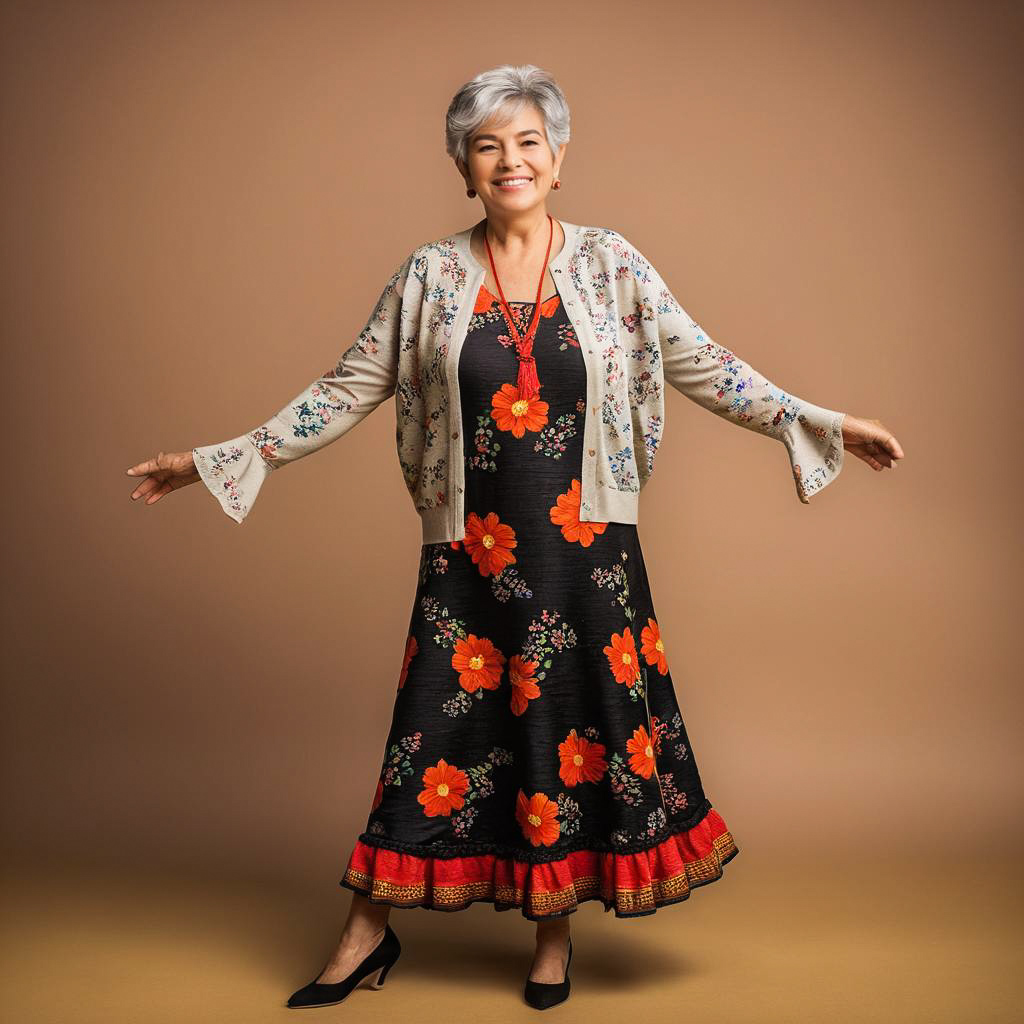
[340,282,739,919]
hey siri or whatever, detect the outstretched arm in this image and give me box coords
[188,253,414,523]
[621,236,848,502]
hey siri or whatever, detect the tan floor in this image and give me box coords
[1,852,1021,1023]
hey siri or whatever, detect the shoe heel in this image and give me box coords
[364,960,393,990]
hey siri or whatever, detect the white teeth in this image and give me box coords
[496,178,531,185]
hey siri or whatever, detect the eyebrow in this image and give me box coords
[472,129,542,142]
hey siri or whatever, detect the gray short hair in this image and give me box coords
[445,64,571,168]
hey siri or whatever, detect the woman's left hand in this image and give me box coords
[839,414,904,471]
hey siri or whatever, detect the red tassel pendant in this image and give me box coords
[484,214,555,402]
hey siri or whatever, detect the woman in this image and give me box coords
[126,65,902,1010]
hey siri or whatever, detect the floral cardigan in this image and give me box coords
[192,219,846,543]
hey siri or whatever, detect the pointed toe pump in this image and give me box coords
[286,921,401,1009]
[524,936,572,1010]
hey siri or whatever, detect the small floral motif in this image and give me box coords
[651,711,690,763]
[489,564,533,603]
[441,691,476,718]
[449,747,515,838]
[290,382,354,440]
[654,771,689,817]
[508,610,579,716]
[532,410,579,459]
[555,320,581,351]
[375,731,423,803]
[608,444,638,491]
[607,752,646,807]
[419,595,468,649]
[592,550,632,614]
[249,425,286,462]
[642,806,668,839]
[592,553,651,634]
[418,543,454,585]
[466,412,502,473]
[555,792,582,836]
[195,445,247,519]
[639,415,663,476]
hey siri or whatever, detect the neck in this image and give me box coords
[480,208,552,254]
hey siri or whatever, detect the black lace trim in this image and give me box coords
[348,797,715,865]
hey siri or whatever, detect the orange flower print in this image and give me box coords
[640,617,667,675]
[462,511,517,577]
[371,777,384,812]
[398,634,418,689]
[549,479,608,546]
[515,789,561,847]
[451,633,506,693]
[626,724,658,779]
[490,382,549,437]
[558,729,608,787]
[604,627,641,686]
[508,655,541,716]
[476,284,560,320]
[418,758,470,817]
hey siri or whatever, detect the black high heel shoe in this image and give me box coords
[286,921,401,1009]
[524,936,572,1010]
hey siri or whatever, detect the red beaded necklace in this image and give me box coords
[483,214,554,401]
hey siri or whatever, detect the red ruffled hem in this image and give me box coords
[339,808,739,920]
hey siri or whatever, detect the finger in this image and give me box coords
[870,426,904,461]
[144,480,172,505]
[869,442,898,469]
[125,458,158,476]
[883,436,904,461]
[853,447,884,471]
[129,476,162,501]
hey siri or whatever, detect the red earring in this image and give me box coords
[552,179,562,190]
[467,187,476,198]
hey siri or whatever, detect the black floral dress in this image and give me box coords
[340,282,738,919]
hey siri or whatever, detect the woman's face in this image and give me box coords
[459,103,566,217]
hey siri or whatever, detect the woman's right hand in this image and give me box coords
[125,451,202,509]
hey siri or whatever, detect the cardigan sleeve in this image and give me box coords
[191,253,413,524]
[622,237,845,504]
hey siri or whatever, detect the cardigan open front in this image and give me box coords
[192,220,846,541]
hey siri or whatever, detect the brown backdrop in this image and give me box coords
[2,1,1021,1021]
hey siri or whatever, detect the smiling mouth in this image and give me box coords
[494,178,533,188]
